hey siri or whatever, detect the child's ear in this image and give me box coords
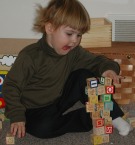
[45,23,54,34]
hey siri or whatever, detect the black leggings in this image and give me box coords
[25,69,124,138]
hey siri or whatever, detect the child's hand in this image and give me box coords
[11,122,25,138]
[102,70,124,84]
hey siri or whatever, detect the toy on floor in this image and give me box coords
[6,133,15,145]
[85,77,114,145]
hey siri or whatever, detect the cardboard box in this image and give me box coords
[81,18,112,48]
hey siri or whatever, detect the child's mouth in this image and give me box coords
[62,46,71,50]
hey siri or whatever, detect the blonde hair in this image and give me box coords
[33,0,90,34]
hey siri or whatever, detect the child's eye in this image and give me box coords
[66,33,72,36]
[77,34,82,37]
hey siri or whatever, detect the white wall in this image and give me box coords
[0,0,135,39]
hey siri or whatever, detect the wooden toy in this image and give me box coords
[95,102,104,111]
[101,110,110,119]
[86,102,95,112]
[104,101,113,111]
[105,125,113,134]
[101,94,111,102]
[104,77,112,86]
[102,134,109,143]
[92,111,101,119]
[106,86,114,94]
[92,118,104,127]
[6,133,15,144]
[91,134,103,145]
[86,77,114,145]
[87,77,98,88]
[89,95,98,104]
[96,84,105,95]
[104,117,112,126]
[99,77,105,85]
[88,87,96,96]
[93,126,105,135]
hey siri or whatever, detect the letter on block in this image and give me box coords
[106,86,114,94]
[101,94,111,102]
[105,125,113,134]
[93,118,104,127]
[86,77,97,88]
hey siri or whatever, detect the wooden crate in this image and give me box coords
[86,42,135,105]
[81,18,112,48]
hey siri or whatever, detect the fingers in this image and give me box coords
[102,70,125,84]
[10,122,25,138]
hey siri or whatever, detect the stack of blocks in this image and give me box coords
[85,77,114,145]
[0,70,15,144]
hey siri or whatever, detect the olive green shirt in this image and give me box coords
[2,36,120,123]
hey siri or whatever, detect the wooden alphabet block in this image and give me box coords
[102,134,109,143]
[86,102,95,112]
[105,77,112,86]
[105,125,113,134]
[97,84,105,95]
[99,77,105,85]
[88,87,96,96]
[101,94,111,102]
[101,110,110,119]
[93,118,104,127]
[6,133,15,144]
[86,77,97,88]
[104,101,113,111]
[95,102,104,111]
[93,126,105,135]
[104,117,112,126]
[91,134,103,145]
[89,95,98,104]
[92,111,100,119]
[106,86,114,94]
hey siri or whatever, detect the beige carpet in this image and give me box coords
[0,102,135,145]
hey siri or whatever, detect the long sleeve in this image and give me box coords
[71,46,120,76]
[2,52,35,123]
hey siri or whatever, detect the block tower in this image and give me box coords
[85,77,114,145]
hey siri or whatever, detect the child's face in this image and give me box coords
[46,25,82,55]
